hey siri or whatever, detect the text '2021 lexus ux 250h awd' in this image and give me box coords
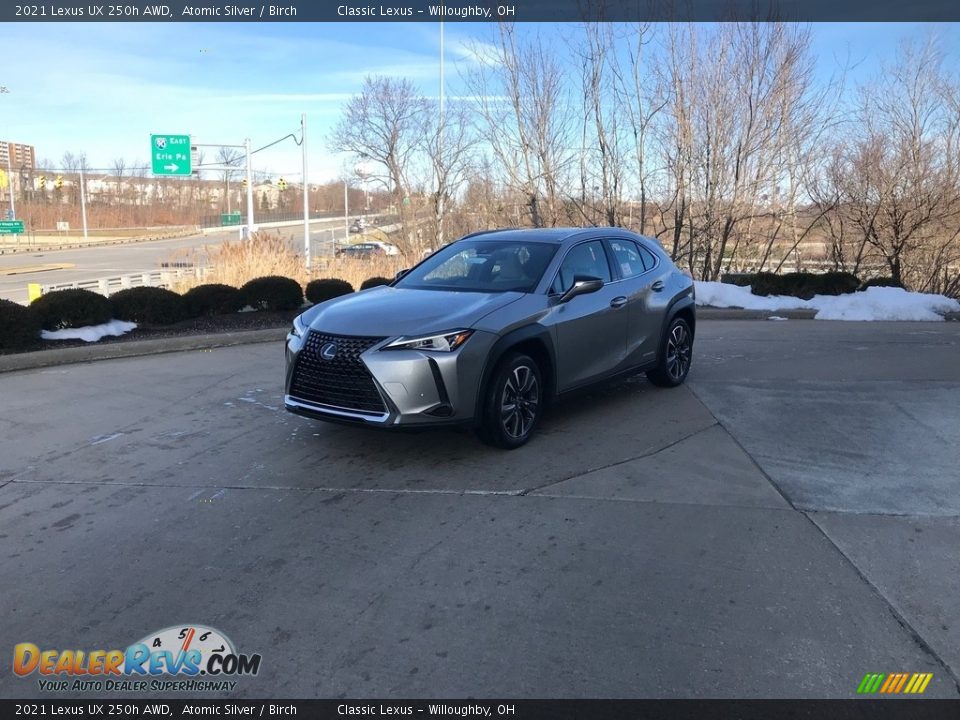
[285,228,695,448]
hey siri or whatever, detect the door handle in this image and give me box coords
[610,296,627,308]
[651,280,665,292]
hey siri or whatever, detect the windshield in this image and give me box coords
[396,240,558,293]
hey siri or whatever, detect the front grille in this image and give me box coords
[289,331,388,415]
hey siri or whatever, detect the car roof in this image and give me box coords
[460,227,644,245]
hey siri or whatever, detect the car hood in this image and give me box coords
[301,287,524,337]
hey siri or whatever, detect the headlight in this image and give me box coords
[290,315,307,338]
[384,329,473,352]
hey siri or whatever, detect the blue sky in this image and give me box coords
[1,22,957,182]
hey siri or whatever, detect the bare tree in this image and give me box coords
[424,98,475,249]
[659,23,827,279]
[609,23,667,235]
[571,22,630,227]
[216,146,244,214]
[330,75,430,258]
[821,38,960,290]
[464,23,575,228]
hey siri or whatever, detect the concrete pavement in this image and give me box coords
[1,319,958,698]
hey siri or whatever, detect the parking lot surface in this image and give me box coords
[1,319,958,698]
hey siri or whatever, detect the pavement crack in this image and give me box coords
[806,513,960,696]
[686,385,960,694]
[518,421,719,497]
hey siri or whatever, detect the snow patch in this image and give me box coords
[695,282,960,322]
[41,319,137,342]
[812,287,960,322]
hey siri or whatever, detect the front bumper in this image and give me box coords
[284,328,496,427]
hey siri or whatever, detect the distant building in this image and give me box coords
[0,141,36,170]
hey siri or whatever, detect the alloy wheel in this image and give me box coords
[665,322,692,381]
[500,365,540,439]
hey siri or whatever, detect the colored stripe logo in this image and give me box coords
[857,672,933,694]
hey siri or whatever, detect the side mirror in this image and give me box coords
[394,269,409,281]
[559,275,603,303]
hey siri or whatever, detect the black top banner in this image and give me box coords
[4,700,960,720]
[4,0,960,22]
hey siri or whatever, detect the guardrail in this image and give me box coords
[33,267,211,299]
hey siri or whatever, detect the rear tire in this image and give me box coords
[647,317,693,387]
[479,352,543,449]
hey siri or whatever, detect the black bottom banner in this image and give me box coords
[3,700,960,720]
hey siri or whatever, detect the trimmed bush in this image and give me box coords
[31,289,113,330]
[860,277,905,291]
[811,271,862,297]
[720,273,754,287]
[748,271,861,300]
[360,276,391,291]
[110,287,188,325]
[306,278,354,304]
[241,275,304,311]
[183,283,245,317]
[0,299,42,350]
[746,272,783,297]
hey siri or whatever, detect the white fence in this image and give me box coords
[38,267,211,297]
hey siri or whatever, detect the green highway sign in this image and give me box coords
[0,220,25,234]
[151,134,192,176]
[221,212,242,226]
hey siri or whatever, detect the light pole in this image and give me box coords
[5,141,14,220]
[343,179,349,249]
[244,137,255,239]
[2,86,14,220]
[301,113,310,270]
[79,161,88,241]
[354,159,373,217]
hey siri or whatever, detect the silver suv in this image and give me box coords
[285,228,695,448]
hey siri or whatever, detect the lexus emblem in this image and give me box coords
[319,342,338,360]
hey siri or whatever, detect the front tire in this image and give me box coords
[479,352,543,449]
[647,317,693,387]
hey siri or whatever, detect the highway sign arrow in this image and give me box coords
[151,134,192,176]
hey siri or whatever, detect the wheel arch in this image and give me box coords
[474,324,557,424]
[661,293,696,345]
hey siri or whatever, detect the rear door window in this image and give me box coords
[609,239,646,279]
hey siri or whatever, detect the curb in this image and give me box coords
[698,307,960,321]
[0,230,199,255]
[696,307,817,320]
[2,307,957,375]
[0,328,287,374]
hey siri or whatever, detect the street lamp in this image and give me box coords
[354,159,374,213]
[1,86,15,220]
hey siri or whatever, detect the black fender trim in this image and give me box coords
[658,292,697,353]
[474,324,557,423]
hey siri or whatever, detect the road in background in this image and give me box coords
[0,217,375,304]
[1,320,958,697]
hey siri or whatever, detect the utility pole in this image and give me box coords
[244,137,255,239]
[343,180,348,250]
[1,87,13,220]
[437,21,446,250]
[79,163,88,241]
[6,141,15,219]
[302,113,310,270]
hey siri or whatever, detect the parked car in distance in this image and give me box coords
[368,241,399,256]
[336,243,385,259]
[286,227,696,448]
[349,218,368,233]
